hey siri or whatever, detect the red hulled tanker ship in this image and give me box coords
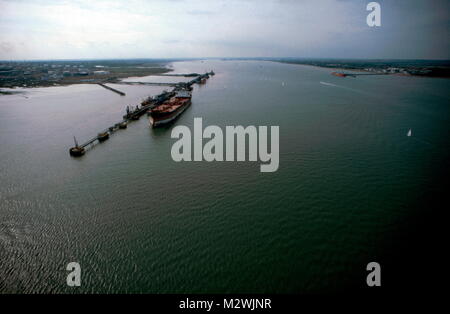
[148,90,192,127]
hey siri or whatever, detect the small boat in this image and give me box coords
[118,121,127,129]
[98,132,109,142]
[331,72,347,77]
[407,129,412,137]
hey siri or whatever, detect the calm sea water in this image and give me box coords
[0,60,449,293]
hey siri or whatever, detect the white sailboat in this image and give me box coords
[407,129,412,137]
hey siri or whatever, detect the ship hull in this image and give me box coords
[149,101,191,127]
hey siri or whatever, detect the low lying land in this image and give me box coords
[0,59,173,89]
[268,58,450,78]
[3,58,449,91]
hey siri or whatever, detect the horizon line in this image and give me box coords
[1,57,450,62]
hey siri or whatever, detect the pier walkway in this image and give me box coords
[70,71,214,155]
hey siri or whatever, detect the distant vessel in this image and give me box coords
[331,72,347,77]
[149,90,192,127]
[407,129,412,137]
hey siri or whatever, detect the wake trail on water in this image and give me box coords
[407,129,433,146]
[319,81,337,87]
[319,81,373,97]
[410,136,433,146]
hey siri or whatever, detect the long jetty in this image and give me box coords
[115,82,178,87]
[153,73,200,77]
[70,71,214,156]
[98,83,126,96]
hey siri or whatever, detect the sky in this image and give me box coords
[0,0,449,60]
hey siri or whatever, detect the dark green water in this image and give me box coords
[0,60,449,293]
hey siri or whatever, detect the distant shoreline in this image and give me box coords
[273,61,369,73]
[271,59,450,78]
[2,58,449,93]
